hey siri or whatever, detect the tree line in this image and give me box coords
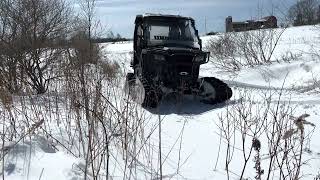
[288,0,320,26]
[92,32,131,43]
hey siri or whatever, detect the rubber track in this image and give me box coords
[125,73,161,108]
[202,77,233,104]
[140,78,161,108]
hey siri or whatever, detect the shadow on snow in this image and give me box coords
[144,94,238,115]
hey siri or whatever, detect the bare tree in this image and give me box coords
[0,1,25,93]
[0,0,71,94]
[287,0,319,26]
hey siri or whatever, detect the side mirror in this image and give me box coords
[205,52,210,63]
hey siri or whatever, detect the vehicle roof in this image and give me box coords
[136,13,194,21]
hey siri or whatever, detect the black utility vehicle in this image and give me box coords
[126,14,232,108]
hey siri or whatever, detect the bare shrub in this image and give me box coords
[69,31,98,65]
[0,87,13,109]
[315,172,320,180]
[60,0,124,178]
[0,4,25,93]
[217,90,315,179]
[100,61,120,80]
[207,28,285,72]
[206,33,241,71]
[0,1,175,180]
[235,29,285,66]
[278,51,302,63]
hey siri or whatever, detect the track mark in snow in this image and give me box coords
[225,80,296,92]
[104,51,132,54]
[274,99,320,105]
[225,79,320,94]
[223,80,320,105]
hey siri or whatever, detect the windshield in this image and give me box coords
[145,19,200,48]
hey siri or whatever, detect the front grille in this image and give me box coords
[169,55,193,75]
[163,54,199,89]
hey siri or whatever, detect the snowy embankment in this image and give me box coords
[2,25,320,180]
[103,25,320,179]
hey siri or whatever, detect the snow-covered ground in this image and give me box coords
[2,25,320,180]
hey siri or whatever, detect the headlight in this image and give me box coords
[154,54,166,61]
[194,54,206,62]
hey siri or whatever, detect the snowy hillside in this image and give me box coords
[2,25,320,180]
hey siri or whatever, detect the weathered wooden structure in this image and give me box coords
[226,16,277,32]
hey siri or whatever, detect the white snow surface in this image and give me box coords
[3,25,320,180]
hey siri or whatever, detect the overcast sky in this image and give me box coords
[78,0,297,37]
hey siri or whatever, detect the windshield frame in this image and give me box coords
[144,18,201,49]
